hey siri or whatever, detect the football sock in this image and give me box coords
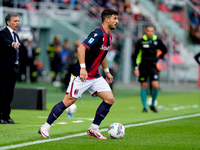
[43,122,51,129]
[151,88,158,107]
[46,101,67,125]
[91,123,100,129]
[140,89,147,109]
[93,101,112,126]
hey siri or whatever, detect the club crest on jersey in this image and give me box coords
[88,38,94,44]
[154,41,158,45]
[94,33,98,37]
[74,89,79,95]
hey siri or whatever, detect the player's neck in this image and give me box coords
[101,24,110,34]
[147,35,153,39]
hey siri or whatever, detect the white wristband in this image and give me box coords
[80,63,86,68]
[104,68,109,73]
[135,66,138,69]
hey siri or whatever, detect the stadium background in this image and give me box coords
[0,0,199,86]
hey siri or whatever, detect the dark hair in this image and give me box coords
[144,23,155,29]
[5,13,19,25]
[101,8,118,22]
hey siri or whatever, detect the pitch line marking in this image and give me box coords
[0,113,200,150]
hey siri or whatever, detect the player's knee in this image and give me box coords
[111,97,115,104]
[105,97,115,105]
[62,95,77,107]
[152,83,159,89]
[69,97,77,104]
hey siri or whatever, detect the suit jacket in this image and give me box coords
[0,27,21,72]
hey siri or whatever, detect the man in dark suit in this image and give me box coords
[0,13,21,124]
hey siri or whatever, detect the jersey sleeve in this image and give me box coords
[82,30,102,50]
[157,39,167,59]
[133,39,142,67]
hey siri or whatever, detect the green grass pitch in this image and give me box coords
[0,82,199,150]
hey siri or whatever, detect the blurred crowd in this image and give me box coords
[3,0,200,46]
[2,0,78,10]
[16,27,43,83]
[2,0,193,86]
[188,0,200,44]
[152,0,200,44]
[46,35,79,88]
[86,0,151,26]
[2,0,150,23]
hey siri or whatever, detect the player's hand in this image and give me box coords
[105,72,113,84]
[13,42,20,50]
[134,69,140,77]
[80,68,88,82]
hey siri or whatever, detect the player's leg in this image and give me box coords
[149,68,159,113]
[39,76,82,138]
[140,82,148,112]
[138,65,148,112]
[87,91,114,140]
[46,94,77,126]
[149,80,159,113]
[93,91,114,126]
[87,77,114,139]
[38,94,77,138]
[151,80,159,105]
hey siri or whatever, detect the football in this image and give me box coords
[108,123,125,139]
[65,103,77,117]
[147,97,158,106]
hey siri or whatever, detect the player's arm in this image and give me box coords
[101,57,113,84]
[158,39,167,59]
[77,44,88,82]
[133,40,141,77]
[194,52,200,65]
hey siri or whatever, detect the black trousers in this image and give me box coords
[0,66,18,120]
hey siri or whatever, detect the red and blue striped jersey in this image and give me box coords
[71,25,112,80]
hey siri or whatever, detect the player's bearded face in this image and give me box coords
[108,15,119,30]
[146,27,155,39]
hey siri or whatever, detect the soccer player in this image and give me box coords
[38,8,119,139]
[133,24,167,113]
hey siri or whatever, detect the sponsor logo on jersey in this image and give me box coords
[94,33,98,37]
[143,44,149,48]
[100,45,109,51]
[88,38,94,44]
[154,41,158,45]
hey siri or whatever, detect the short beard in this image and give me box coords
[109,25,116,30]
